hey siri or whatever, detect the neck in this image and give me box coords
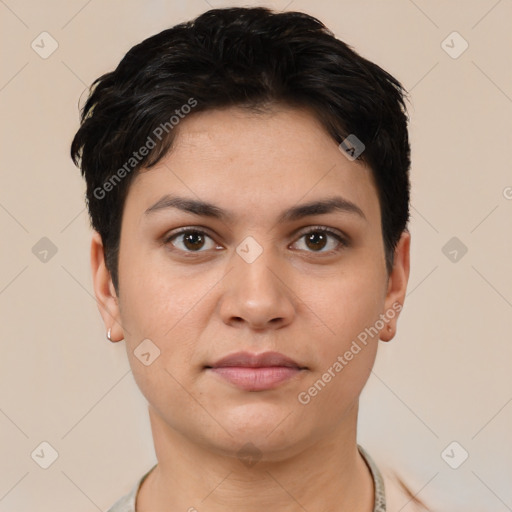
[137,403,374,512]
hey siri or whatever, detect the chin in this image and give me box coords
[213,407,307,452]
[208,431,307,465]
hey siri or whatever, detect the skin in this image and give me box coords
[91,105,410,512]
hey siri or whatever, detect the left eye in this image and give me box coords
[292,228,347,253]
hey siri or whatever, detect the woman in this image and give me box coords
[71,6,428,511]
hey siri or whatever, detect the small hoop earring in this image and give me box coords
[107,327,114,342]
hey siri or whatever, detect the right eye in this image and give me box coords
[164,228,221,253]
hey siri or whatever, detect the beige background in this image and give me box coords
[1,0,511,510]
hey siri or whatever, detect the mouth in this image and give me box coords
[205,351,308,391]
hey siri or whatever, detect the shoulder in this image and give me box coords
[105,485,137,512]
[382,470,431,511]
[358,445,430,511]
[106,465,157,512]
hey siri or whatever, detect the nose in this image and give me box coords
[218,242,295,331]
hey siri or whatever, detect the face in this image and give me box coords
[92,105,410,461]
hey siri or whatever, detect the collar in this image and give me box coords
[107,445,386,511]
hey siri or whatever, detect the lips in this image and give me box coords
[205,351,307,391]
[207,351,304,369]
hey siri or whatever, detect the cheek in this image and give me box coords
[119,245,202,340]
[117,281,195,405]
[296,266,384,406]
[304,266,386,355]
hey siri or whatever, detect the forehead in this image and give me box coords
[165,105,341,167]
[126,105,380,224]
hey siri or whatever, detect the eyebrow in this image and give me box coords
[144,194,367,223]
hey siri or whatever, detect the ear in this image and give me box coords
[90,230,124,342]
[379,229,411,342]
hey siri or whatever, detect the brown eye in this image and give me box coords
[183,231,205,250]
[304,231,328,251]
[292,227,347,254]
[165,229,217,252]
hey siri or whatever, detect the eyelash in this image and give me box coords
[163,225,349,256]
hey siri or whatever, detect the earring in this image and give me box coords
[106,327,114,342]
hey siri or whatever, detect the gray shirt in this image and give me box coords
[106,445,386,512]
